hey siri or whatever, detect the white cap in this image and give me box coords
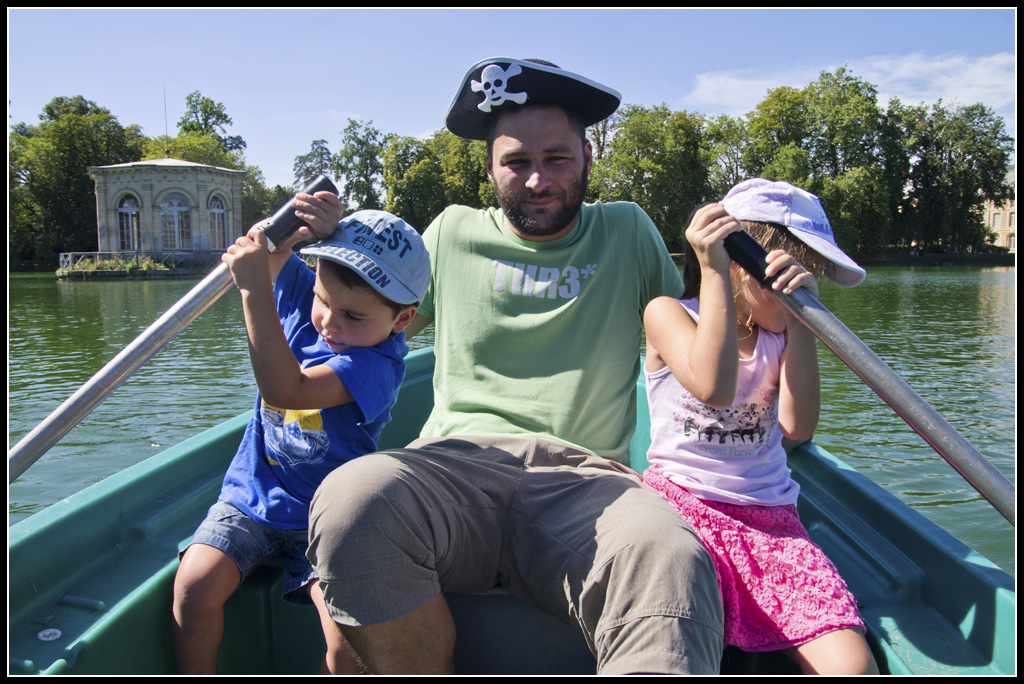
[723,179,866,287]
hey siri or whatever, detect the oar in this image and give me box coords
[8,176,339,483]
[724,231,1015,526]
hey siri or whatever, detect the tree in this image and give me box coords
[742,86,807,176]
[803,67,882,180]
[143,131,242,169]
[591,104,711,249]
[876,98,916,248]
[432,130,492,210]
[760,143,811,188]
[293,139,333,188]
[903,101,1013,252]
[382,130,492,231]
[736,67,1016,254]
[705,115,748,199]
[331,119,389,211]
[41,95,109,121]
[9,133,38,267]
[587,113,620,163]
[241,165,294,229]
[9,96,146,268]
[177,90,246,152]
[382,136,446,231]
[818,166,889,254]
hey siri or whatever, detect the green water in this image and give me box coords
[811,266,1015,576]
[7,266,1015,575]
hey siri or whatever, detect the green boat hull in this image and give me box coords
[8,348,1015,674]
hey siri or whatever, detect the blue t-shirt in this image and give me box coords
[219,256,408,529]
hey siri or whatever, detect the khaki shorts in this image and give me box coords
[307,436,723,674]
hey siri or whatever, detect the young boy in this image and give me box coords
[171,198,431,675]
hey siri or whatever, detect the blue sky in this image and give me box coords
[8,8,1016,188]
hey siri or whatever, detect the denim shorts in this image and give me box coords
[185,500,317,604]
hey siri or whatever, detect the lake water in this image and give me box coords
[7,266,1016,575]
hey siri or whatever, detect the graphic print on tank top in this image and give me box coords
[672,386,777,458]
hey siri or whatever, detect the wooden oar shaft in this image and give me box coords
[8,264,234,483]
[776,286,1015,526]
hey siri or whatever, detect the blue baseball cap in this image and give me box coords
[300,210,430,305]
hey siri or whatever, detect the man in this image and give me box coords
[307,58,723,674]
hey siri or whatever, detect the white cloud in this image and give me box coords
[683,68,819,117]
[325,108,364,121]
[679,52,1016,138]
[855,52,1015,111]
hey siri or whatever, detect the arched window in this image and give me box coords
[118,195,141,251]
[210,195,228,250]
[160,193,192,250]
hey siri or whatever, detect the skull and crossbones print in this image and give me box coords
[471,63,528,113]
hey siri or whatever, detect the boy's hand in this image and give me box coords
[765,250,819,298]
[287,191,343,247]
[686,203,743,275]
[223,229,272,293]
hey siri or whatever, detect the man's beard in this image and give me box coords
[496,167,589,237]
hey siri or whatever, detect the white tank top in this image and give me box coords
[645,299,800,506]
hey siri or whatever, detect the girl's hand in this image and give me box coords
[222,229,272,292]
[765,250,819,298]
[685,203,744,275]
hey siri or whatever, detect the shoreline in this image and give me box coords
[851,252,1015,267]
[55,268,204,281]
[669,252,1016,267]
[10,252,1018,277]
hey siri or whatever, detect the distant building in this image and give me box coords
[88,158,245,254]
[981,165,1015,253]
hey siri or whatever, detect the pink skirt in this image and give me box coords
[643,466,865,652]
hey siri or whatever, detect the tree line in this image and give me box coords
[317,67,1013,255]
[10,67,1014,269]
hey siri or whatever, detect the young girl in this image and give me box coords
[643,179,877,674]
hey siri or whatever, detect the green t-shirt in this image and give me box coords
[418,202,683,462]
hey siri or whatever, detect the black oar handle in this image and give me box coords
[256,175,339,250]
[724,230,777,288]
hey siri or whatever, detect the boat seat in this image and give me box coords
[222,566,803,674]
[218,568,599,674]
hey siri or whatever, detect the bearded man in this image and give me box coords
[307,57,723,675]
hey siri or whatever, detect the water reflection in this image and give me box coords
[812,267,1014,575]
[7,267,1015,575]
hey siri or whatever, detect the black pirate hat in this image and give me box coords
[445,57,622,140]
